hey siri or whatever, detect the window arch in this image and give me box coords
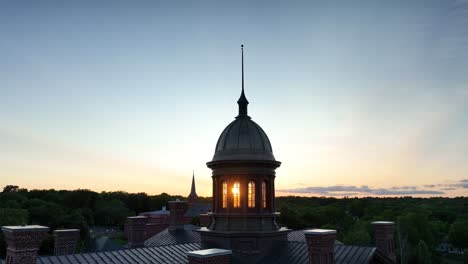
[248,181,256,208]
[262,181,267,208]
[222,181,227,208]
[232,182,240,208]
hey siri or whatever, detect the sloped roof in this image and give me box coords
[1,228,380,264]
[286,230,344,245]
[140,209,170,216]
[265,242,376,264]
[36,243,202,264]
[92,237,124,252]
[184,203,211,218]
[30,242,375,264]
[145,225,201,247]
[145,228,346,249]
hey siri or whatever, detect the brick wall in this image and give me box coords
[304,229,336,264]
[127,216,148,248]
[372,221,396,263]
[53,229,80,255]
[2,225,49,264]
[168,200,188,231]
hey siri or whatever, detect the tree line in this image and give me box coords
[0,185,209,257]
[277,196,468,264]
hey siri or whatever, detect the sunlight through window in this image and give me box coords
[222,181,227,208]
[248,181,255,208]
[232,182,240,208]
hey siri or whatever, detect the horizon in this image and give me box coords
[1,1,468,198]
[4,184,466,199]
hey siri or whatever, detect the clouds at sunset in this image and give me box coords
[278,179,467,197]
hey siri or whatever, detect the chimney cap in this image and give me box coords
[53,229,80,233]
[128,216,147,219]
[2,225,49,232]
[371,221,395,225]
[304,229,336,235]
[187,248,232,258]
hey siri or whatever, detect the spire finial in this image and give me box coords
[242,45,244,94]
[237,44,249,117]
[188,170,198,203]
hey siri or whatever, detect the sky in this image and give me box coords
[1,0,467,197]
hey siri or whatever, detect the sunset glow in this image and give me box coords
[0,1,467,198]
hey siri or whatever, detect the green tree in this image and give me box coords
[0,208,28,226]
[0,191,27,208]
[94,199,134,226]
[348,199,365,218]
[416,240,431,264]
[26,198,66,228]
[397,212,433,246]
[61,210,89,238]
[2,185,19,193]
[343,222,371,246]
[448,220,468,249]
[278,205,305,229]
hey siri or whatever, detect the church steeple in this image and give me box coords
[188,171,198,205]
[237,45,249,118]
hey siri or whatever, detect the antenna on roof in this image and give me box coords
[242,45,244,94]
[237,44,249,117]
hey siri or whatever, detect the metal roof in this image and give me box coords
[145,226,201,247]
[91,237,124,252]
[212,117,276,162]
[140,209,170,216]
[37,242,202,264]
[1,228,380,264]
[278,242,376,264]
[184,203,211,218]
[145,228,349,249]
[30,241,376,264]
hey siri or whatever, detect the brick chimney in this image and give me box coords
[127,216,148,248]
[187,248,232,264]
[372,221,396,263]
[168,200,188,231]
[53,229,80,255]
[2,225,49,264]
[304,229,336,264]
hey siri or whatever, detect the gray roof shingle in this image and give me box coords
[145,225,201,247]
[37,243,202,264]
[2,230,379,264]
[30,241,377,264]
[184,204,211,218]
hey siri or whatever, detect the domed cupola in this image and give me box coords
[200,46,290,262]
[211,45,276,162]
[212,93,276,162]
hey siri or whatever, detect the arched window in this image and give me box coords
[262,181,267,208]
[248,181,256,208]
[232,182,240,208]
[222,181,227,208]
